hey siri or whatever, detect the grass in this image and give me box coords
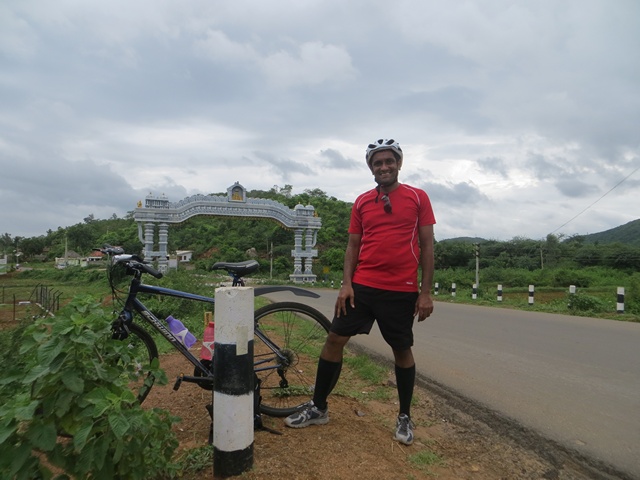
[175,445,214,476]
[344,353,387,383]
[433,286,639,322]
[407,449,444,475]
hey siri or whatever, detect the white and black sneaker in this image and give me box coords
[394,413,415,445]
[284,401,329,428]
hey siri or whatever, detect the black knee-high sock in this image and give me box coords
[395,364,416,417]
[312,358,342,411]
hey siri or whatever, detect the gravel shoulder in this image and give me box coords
[147,350,631,479]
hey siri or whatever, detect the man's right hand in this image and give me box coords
[334,285,355,318]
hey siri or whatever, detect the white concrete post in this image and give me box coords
[213,287,254,478]
[617,287,625,313]
[528,285,535,305]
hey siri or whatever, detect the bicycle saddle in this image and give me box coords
[212,259,259,276]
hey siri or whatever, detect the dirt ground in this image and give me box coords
[0,297,609,479]
[144,351,605,480]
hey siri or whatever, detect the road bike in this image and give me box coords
[100,245,330,418]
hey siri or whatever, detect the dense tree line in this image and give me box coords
[2,187,640,278]
[436,234,640,272]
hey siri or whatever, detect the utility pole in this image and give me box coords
[474,243,480,290]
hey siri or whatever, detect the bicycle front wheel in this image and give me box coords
[114,323,159,404]
[253,302,330,417]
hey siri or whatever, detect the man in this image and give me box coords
[285,138,436,445]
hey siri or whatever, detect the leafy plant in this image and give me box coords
[567,292,607,313]
[176,445,213,475]
[0,295,179,479]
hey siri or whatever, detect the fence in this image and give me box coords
[0,284,62,323]
[31,284,63,316]
[433,282,632,315]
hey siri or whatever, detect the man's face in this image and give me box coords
[369,150,401,188]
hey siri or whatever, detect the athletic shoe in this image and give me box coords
[394,413,414,445]
[284,401,329,428]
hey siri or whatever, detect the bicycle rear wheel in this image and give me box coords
[253,302,330,417]
[114,323,158,404]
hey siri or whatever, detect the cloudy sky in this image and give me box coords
[2,0,639,242]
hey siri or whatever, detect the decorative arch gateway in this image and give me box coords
[133,182,321,283]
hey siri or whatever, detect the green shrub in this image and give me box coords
[434,268,475,292]
[567,293,607,313]
[551,269,591,288]
[0,295,179,480]
[624,273,640,314]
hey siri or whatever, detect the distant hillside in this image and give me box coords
[440,219,640,247]
[575,219,640,246]
[437,236,486,244]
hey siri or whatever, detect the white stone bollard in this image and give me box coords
[617,287,625,313]
[213,287,254,478]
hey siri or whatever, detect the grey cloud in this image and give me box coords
[320,149,359,169]
[527,153,567,180]
[0,153,144,235]
[422,181,489,206]
[554,179,600,198]
[398,86,492,132]
[477,157,510,178]
[1,1,639,241]
[253,151,315,181]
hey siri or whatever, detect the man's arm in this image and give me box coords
[335,233,361,317]
[415,224,434,321]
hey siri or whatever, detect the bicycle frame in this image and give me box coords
[119,274,321,382]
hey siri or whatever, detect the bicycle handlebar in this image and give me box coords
[97,245,164,279]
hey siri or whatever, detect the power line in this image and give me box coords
[549,164,640,235]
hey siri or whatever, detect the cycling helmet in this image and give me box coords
[366,138,403,166]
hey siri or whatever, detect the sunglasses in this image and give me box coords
[379,193,392,214]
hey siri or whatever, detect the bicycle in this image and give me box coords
[100,245,330,418]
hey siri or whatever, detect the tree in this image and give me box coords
[17,236,46,259]
[575,245,603,267]
[435,241,474,269]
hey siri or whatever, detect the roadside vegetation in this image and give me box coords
[1,186,638,476]
[2,185,639,321]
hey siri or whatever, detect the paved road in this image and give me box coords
[269,288,640,478]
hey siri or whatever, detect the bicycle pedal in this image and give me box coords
[173,375,183,391]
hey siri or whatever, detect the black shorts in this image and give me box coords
[330,283,418,350]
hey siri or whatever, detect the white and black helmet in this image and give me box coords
[365,138,403,166]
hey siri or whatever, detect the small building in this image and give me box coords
[55,250,84,269]
[176,250,193,263]
[86,250,106,262]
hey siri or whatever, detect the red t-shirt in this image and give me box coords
[349,184,436,292]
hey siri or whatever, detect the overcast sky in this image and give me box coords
[2,0,639,243]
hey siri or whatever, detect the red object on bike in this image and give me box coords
[200,321,215,360]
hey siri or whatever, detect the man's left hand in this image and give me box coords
[414,292,434,322]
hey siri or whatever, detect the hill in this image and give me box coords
[440,219,640,247]
[437,236,486,244]
[574,219,640,246]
